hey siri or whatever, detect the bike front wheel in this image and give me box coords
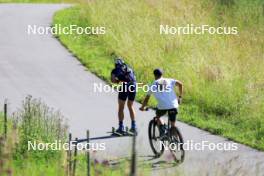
[148,119,165,157]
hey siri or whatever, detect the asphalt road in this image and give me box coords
[0,4,263,176]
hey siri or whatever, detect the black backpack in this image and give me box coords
[115,59,136,83]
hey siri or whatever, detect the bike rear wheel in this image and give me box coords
[169,127,185,163]
[148,119,164,157]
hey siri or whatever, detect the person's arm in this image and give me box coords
[140,95,150,111]
[111,73,120,83]
[175,80,183,104]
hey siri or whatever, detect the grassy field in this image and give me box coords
[53,0,264,150]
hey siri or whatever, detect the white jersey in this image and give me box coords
[147,77,179,110]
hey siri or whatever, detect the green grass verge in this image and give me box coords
[74,154,150,176]
[0,0,61,3]
[0,97,135,176]
[53,1,264,151]
[0,0,82,3]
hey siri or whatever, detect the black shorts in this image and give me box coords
[118,83,136,101]
[156,108,178,122]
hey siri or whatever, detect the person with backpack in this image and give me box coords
[111,57,137,134]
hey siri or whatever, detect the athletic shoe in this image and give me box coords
[116,126,125,134]
[129,127,137,135]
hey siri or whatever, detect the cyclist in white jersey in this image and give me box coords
[140,69,183,134]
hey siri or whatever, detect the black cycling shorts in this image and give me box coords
[156,108,178,122]
[118,83,136,101]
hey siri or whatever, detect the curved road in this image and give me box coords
[0,4,263,176]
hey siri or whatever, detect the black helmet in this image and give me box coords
[115,57,125,67]
[153,68,163,77]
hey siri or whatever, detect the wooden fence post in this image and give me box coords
[86,130,91,176]
[130,134,137,176]
[4,100,7,139]
[67,133,72,176]
[72,138,78,176]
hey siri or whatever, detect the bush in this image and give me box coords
[13,96,67,161]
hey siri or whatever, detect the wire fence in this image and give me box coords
[67,130,137,176]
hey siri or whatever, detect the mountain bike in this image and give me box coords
[143,108,185,163]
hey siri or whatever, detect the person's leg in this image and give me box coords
[168,109,177,126]
[168,109,178,135]
[155,109,166,125]
[127,100,137,131]
[127,100,135,121]
[127,84,137,131]
[156,110,167,136]
[170,121,176,127]
[117,92,127,132]
[118,99,126,122]
[156,117,163,126]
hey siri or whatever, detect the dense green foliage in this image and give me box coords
[0,0,80,3]
[14,96,67,161]
[0,97,136,176]
[0,97,67,176]
[53,0,264,150]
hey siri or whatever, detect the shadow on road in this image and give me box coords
[107,155,182,171]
